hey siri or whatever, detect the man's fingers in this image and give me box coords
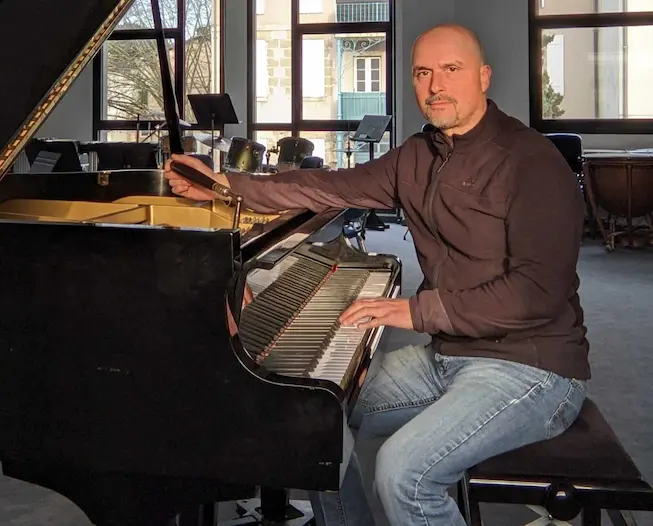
[339,297,384,323]
[340,305,390,327]
[355,316,388,331]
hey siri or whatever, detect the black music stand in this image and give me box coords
[352,114,392,231]
[188,94,240,158]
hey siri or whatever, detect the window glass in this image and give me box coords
[540,26,653,120]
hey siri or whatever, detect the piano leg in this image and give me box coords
[177,502,218,526]
[221,487,314,525]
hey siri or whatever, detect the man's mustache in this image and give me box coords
[426,95,457,104]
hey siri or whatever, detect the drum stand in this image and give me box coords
[351,115,392,232]
[188,93,239,168]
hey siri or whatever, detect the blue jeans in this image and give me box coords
[309,344,587,526]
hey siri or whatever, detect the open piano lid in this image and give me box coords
[0,0,136,177]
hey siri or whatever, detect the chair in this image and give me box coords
[342,208,369,251]
[457,398,653,526]
[546,133,584,175]
[545,133,594,239]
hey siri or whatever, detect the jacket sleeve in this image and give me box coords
[409,150,585,338]
[224,145,402,214]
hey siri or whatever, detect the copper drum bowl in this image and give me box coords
[584,158,653,219]
[224,137,266,173]
[584,156,653,248]
[277,137,314,170]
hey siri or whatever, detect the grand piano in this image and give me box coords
[0,1,401,525]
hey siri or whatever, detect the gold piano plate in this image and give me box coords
[0,196,280,232]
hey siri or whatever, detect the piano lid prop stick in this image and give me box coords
[170,160,243,229]
[150,0,184,155]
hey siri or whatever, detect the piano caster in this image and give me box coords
[221,488,315,525]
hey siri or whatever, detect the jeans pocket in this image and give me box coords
[546,379,587,439]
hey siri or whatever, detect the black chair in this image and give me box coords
[545,133,595,238]
[546,133,584,175]
[457,397,653,526]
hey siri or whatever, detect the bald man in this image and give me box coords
[165,24,589,526]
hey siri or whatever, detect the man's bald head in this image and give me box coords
[411,23,491,136]
[413,24,486,66]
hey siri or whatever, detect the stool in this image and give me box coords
[457,398,653,525]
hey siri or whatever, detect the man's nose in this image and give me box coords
[429,71,445,94]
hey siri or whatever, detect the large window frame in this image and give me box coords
[92,0,225,137]
[529,1,653,134]
[247,0,395,147]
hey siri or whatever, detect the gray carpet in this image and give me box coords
[1,225,652,525]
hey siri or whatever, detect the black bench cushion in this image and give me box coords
[469,398,643,483]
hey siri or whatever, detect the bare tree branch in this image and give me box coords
[107,0,215,120]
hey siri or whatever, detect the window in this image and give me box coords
[251,0,394,167]
[256,0,265,15]
[302,39,326,98]
[355,57,381,92]
[307,0,390,24]
[529,0,653,133]
[300,0,323,14]
[544,33,564,96]
[256,40,269,98]
[96,0,223,136]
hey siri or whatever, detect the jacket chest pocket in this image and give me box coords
[434,182,507,260]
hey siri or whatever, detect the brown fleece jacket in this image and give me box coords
[226,100,590,380]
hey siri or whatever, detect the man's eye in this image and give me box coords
[448,66,459,72]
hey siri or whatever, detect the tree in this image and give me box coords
[541,33,565,118]
[106,0,217,120]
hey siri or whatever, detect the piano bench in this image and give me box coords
[456,398,653,526]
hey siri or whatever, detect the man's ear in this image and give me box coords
[480,64,492,93]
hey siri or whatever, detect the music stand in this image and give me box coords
[351,114,392,231]
[188,94,240,159]
[351,114,392,163]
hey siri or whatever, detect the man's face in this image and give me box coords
[412,29,491,135]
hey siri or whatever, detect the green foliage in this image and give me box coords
[541,33,565,119]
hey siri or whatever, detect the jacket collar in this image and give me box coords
[429,99,502,158]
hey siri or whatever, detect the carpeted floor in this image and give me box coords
[1,225,651,525]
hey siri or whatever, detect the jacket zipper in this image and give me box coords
[424,148,452,298]
[424,148,452,230]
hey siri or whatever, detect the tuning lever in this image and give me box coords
[170,160,244,229]
[170,160,234,201]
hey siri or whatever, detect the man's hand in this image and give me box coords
[339,298,414,331]
[227,284,255,337]
[163,153,230,201]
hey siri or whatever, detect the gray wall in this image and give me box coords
[394,0,455,141]
[223,0,249,139]
[36,66,94,141]
[395,0,529,140]
[33,0,652,150]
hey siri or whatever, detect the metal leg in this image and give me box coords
[224,488,314,525]
[606,509,638,526]
[462,482,483,526]
[356,234,367,252]
[457,477,473,525]
[581,507,602,526]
